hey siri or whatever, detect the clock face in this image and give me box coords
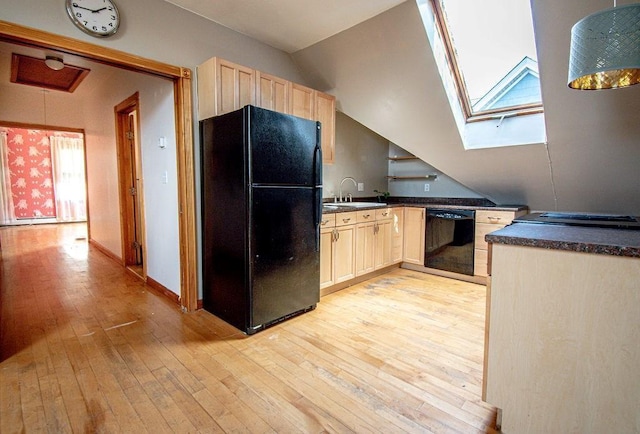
[66,0,120,37]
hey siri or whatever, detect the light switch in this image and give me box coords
[158,137,167,149]
[357,183,364,192]
[162,171,168,184]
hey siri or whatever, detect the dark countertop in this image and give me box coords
[322,197,527,214]
[486,222,640,258]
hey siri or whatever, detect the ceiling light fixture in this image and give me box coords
[568,2,640,90]
[44,56,65,71]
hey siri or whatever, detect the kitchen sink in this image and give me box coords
[330,202,387,208]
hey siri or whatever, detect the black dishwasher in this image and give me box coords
[425,209,475,275]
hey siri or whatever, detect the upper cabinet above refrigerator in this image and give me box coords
[197,56,336,164]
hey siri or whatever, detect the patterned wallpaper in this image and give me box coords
[1,127,83,219]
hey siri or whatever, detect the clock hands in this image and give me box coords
[73,5,108,13]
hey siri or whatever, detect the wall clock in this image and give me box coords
[66,0,120,38]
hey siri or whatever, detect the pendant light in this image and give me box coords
[568,2,640,90]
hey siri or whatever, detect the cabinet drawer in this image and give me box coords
[356,210,376,223]
[320,214,335,228]
[475,222,506,250]
[476,210,517,225]
[335,212,357,226]
[375,208,393,220]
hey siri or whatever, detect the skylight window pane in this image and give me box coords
[438,0,542,115]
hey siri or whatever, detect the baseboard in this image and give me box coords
[89,238,123,265]
[401,263,487,285]
[146,276,180,305]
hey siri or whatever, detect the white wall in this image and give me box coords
[387,144,483,199]
[84,69,181,294]
[323,112,389,200]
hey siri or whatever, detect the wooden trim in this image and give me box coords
[89,238,123,265]
[0,120,84,134]
[146,276,180,305]
[0,21,181,78]
[174,71,198,312]
[428,1,543,120]
[114,93,140,268]
[0,20,198,312]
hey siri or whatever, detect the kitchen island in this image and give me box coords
[483,222,640,433]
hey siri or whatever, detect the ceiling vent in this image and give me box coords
[10,53,90,93]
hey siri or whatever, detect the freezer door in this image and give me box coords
[250,186,320,329]
[248,106,321,187]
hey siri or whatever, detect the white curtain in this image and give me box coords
[0,132,16,225]
[50,135,87,222]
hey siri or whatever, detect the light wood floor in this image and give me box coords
[0,223,497,433]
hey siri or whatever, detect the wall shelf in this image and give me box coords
[388,156,420,161]
[387,175,438,181]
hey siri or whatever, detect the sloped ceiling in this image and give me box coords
[292,0,640,213]
[164,0,406,53]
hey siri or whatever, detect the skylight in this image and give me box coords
[432,0,543,119]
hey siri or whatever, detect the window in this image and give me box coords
[431,0,543,120]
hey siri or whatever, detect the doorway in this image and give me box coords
[115,93,146,279]
[0,21,198,311]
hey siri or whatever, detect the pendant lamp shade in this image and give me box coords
[568,3,640,90]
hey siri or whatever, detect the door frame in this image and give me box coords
[0,20,198,312]
[115,93,146,276]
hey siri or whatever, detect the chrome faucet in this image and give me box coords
[339,177,357,202]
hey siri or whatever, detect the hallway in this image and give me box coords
[0,223,497,433]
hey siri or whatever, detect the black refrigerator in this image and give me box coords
[200,105,322,334]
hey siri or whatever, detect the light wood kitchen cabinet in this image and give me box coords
[473,209,527,277]
[320,212,356,290]
[256,71,289,113]
[315,91,336,164]
[355,210,376,276]
[355,208,396,276]
[319,214,336,289]
[290,82,315,120]
[390,207,404,263]
[197,56,336,163]
[485,242,640,433]
[334,213,357,284]
[197,57,255,120]
[403,207,425,265]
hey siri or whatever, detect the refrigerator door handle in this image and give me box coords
[313,123,322,187]
[314,187,322,251]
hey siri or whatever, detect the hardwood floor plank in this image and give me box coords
[0,223,498,433]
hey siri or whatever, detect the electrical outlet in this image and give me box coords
[357,183,364,192]
[424,183,430,192]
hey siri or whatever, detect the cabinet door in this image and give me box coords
[403,208,425,265]
[315,91,336,164]
[290,82,315,120]
[217,58,255,115]
[374,220,393,270]
[391,208,404,263]
[320,227,335,289]
[355,222,376,276]
[334,225,356,283]
[256,71,289,113]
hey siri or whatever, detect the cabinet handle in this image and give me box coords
[342,218,351,223]
[374,223,379,234]
[321,219,329,225]
[363,214,371,219]
[488,216,502,222]
[382,212,389,216]
[334,229,340,241]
